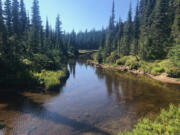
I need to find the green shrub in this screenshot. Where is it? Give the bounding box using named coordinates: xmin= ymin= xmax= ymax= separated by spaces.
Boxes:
xmin=96 ymin=51 xmax=103 ymax=63
xmin=104 ymin=51 xmax=120 ymax=63
xmin=169 ymin=43 xmax=180 ymax=67
xmin=125 ymin=60 xmax=140 ymax=70
xmin=92 ymin=52 xmax=98 ymax=61
xmin=105 ymin=55 xmax=115 ymax=63
xmin=34 ymin=68 xmax=68 ymax=90
xmin=138 ymin=61 xmax=151 ymax=73
xmin=116 ymin=56 xmax=129 ymax=65
xmin=151 ymin=66 xmax=165 ymax=75
xmin=118 ymin=104 xmax=180 ymax=135
xmin=116 ymin=56 xmax=140 ymax=70
xmin=167 ymin=67 xmax=180 ymax=78
xmin=31 ymin=53 xmax=53 ymax=71
xmin=0 ymin=57 xmax=38 ymax=88
xmin=111 ymin=51 xmax=120 ymax=61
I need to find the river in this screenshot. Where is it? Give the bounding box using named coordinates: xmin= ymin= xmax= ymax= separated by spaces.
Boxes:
xmin=0 ymin=60 xmax=180 ymax=135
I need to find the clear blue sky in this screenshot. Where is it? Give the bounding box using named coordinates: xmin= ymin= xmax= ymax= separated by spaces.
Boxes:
xmin=14 ymin=0 xmax=137 ymax=32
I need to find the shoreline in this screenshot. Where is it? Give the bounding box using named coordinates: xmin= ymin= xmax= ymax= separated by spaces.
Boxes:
xmin=87 ymin=60 xmax=180 ymax=85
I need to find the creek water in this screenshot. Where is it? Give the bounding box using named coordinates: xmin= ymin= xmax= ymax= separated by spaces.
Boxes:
xmin=0 ymin=60 xmax=180 ymax=135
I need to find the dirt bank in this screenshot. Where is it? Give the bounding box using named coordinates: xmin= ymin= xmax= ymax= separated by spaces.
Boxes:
xmin=87 ymin=60 xmax=180 ymax=85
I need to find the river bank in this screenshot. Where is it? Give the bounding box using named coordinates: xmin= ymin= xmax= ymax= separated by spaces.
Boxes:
xmin=87 ymin=60 xmax=180 ymax=85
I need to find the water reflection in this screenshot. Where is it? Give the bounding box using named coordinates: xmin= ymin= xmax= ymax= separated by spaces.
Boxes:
xmin=0 ymin=60 xmax=179 ymax=135
xmin=68 ymin=59 xmax=76 ymax=78
xmin=96 ymin=67 xmax=180 ymax=106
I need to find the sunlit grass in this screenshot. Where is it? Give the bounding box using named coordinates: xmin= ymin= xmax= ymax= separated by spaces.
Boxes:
xmin=33 ymin=68 xmax=68 ymax=90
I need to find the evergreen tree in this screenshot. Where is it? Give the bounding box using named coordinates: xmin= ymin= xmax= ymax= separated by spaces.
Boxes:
xmin=116 ymin=18 xmax=124 ymax=55
xmin=31 ymin=0 xmax=41 ymax=52
xmin=99 ymin=27 xmax=106 ymax=49
xmin=121 ymin=3 xmax=133 ymax=55
xmin=139 ymin=0 xmax=156 ymax=59
xmin=169 ymin=0 xmax=180 ymax=67
xmin=0 ymin=0 xmax=5 ymax=54
xmin=171 ymin=0 xmax=180 ymax=43
xmin=19 ymin=0 xmax=27 ymax=34
xmin=4 ymin=0 xmax=12 ymax=36
xmin=45 ymin=17 xmax=49 ymax=38
xmin=67 ymin=30 xmax=77 ymax=56
xmin=40 ymin=25 xmax=44 ymax=50
xmin=44 ymin=17 xmax=51 ymax=49
xmin=97 ymin=49 xmax=103 ymax=63
xmin=105 ymin=0 xmax=115 ymax=55
xmin=148 ymin=0 xmax=171 ymax=59
xmin=0 ymin=0 xmax=3 ymax=31
xmin=133 ymin=1 xmax=140 ymax=56
xmin=55 ymin=14 xmax=62 ymax=49
xmin=12 ymin=0 xmax=20 ymax=35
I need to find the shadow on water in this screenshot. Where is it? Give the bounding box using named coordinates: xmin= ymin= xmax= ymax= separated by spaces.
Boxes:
xmin=0 ymin=92 xmax=111 ymax=135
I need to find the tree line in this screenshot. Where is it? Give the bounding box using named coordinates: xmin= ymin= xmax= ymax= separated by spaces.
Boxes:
xmin=0 ymin=0 xmax=78 ymax=87
xmin=0 ymin=0 xmax=80 ymax=68
xmin=0 ymin=0 xmax=180 ymax=86
xmin=93 ymin=0 xmax=180 ymax=66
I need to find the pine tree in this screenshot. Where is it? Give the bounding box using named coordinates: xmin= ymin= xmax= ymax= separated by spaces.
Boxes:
xmin=31 ymin=0 xmax=41 ymax=52
xmin=116 ymin=17 xmax=124 ymax=55
xmin=99 ymin=27 xmax=106 ymax=49
xmin=148 ymin=0 xmax=171 ymax=60
xmin=139 ymin=0 xmax=156 ymax=59
xmin=45 ymin=17 xmax=49 ymax=38
xmin=12 ymin=0 xmax=20 ymax=35
xmin=67 ymin=30 xmax=77 ymax=56
xmin=171 ymin=0 xmax=180 ymax=43
xmin=169 ymin=0 xmax=180 ymax=67
xmin=121 ymin=3 xmax=133 ymax=55
xmin=0 ymin=0 xmax=4 ymax=33
xmin=105 ymin=0 xmax=115 ymax=55
xmin=4 ymin=0 xmax=12 ymax=36
xmin=44 ymin=17 xmax=51 ymax=49
xmin=20 ymin=0 xmax=27 ymax=34
xmin=40 ymin=25 xmax=44 ymax=50
xmin=133 ymin=1 xmax=140 ymax=56
xmin=0 ymin=0 xmax=5 ymax=54
xmin=55 ymin=14 xmax=62 ymax=49
xmin=26 ymin=11 xmax=30 ymax=30
xmin=0 ymin=0 xmax=3 ymax=30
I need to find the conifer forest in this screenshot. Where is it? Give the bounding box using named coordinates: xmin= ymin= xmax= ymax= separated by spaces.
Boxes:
xmin=0 ymin=0 xmax=179 ymax=135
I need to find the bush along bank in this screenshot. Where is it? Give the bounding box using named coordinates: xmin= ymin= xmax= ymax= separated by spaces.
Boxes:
xmin=118 ymin=104 xmax=180 ymax=135
xmin=33 ymin=68 xmax=69 ymax=92
xmin=88 ymin=52 xmax=180 ymax=84
xmin=0 ymin=53 xmax=70 ymax=92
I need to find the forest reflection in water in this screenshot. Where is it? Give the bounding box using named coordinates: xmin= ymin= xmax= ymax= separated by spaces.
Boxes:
xmin=0 ymin=60 xmax=179 ymax=135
